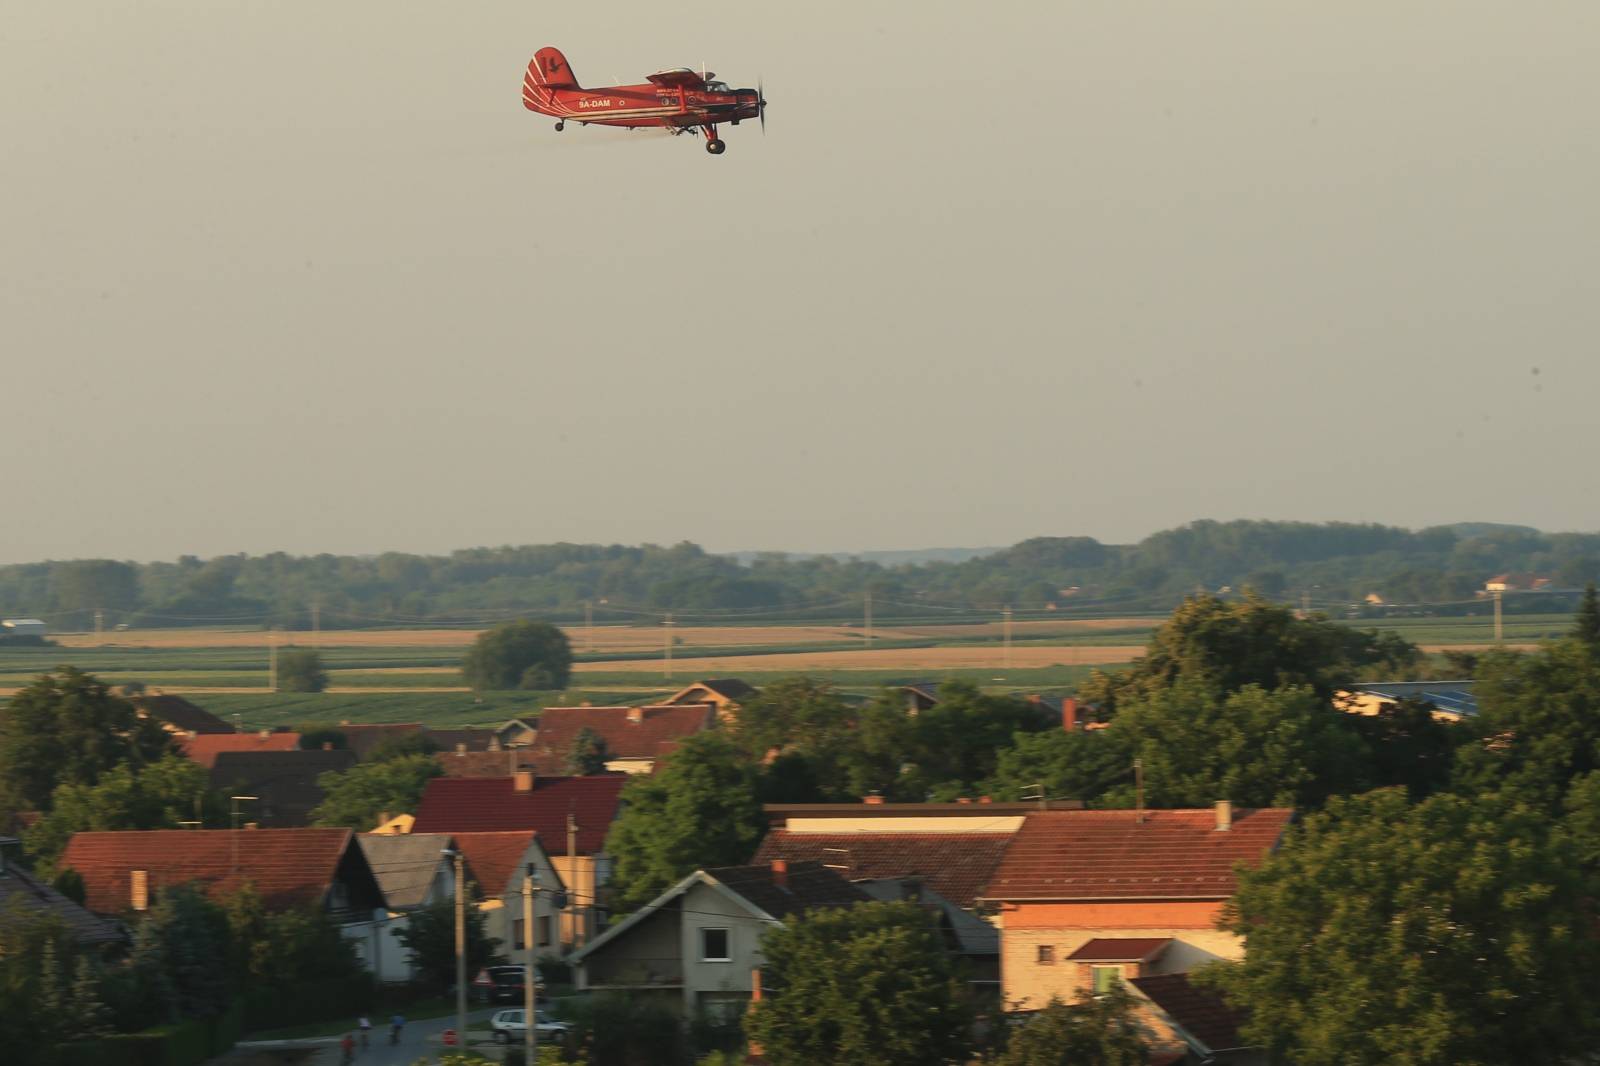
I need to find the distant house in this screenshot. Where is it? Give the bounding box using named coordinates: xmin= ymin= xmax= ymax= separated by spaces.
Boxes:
xmin=899 ymin=682 xmax=943 ymax=715
xmin=434 ymin=749 xmax=540 ymax=779
xmin=0 ymin=837 xmax=123 ymax=948
xmin=661 ymin=679 xmax=757 ymax=724
xmin=978 ymin=804 xmax=1293 ymax=1011
xmin=1338 ymin=681 xmax=1478 ymax=722
xmin=181 ymin=731 xmax=303 ymax=768
xmin=572 ymin=860 xmax=867 ymax=1018
xmin=331 ymin=722 xmax=426 ymax=761
xmin=425 ymin=728 xmax=500 ymax=754
xmin=131 ymin=694 xmax=235 ymax=737
xmin=208 ymin=748 xmax=357 ymax=827
xmin=0 ymin=619 xmax=47 ymax=638
xmin=506 ymin=704 xmax=718 ymax=776
xmin=1483 ymin=573 xmax=1553 ymax=593
xmin=411 ymin=772 xmax=628 ymax=948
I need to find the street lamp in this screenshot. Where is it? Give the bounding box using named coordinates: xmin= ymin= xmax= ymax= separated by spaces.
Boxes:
xmin=442 ymin=847 xmax=467 ymax=1052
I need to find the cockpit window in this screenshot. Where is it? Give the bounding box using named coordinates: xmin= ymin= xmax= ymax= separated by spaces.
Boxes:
xmin=706 ymin=80 xmax=730 ymax=93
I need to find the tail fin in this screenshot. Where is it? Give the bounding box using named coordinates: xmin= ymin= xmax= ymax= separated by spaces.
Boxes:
xmin=528 ymin=46 xmax=579 ymax=90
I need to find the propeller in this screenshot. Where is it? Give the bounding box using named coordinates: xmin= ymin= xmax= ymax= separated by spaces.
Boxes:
xmin=758 ymin=78 xmax=766 ymax=133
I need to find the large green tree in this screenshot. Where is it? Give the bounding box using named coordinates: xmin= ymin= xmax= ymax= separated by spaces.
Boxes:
xmin=392 ymin=896 xmax=503 ymax=990
xmin=26 ymin=752 xmax=218 ymax=865
xmin=310 ymin=753 xmax=443 ymax=829
xmin=744 ymin=901 xmax=970 ymax=1066
xmin=276 ymin=647 xmax=328 ymax=692
xmin=604 ymin=733 xmax=764 ymax=909
xmin=0 ymin=667 xmax=172 ymax=817
xmin=989 ymin=991 xmax=1147 ymax=1066
xmin=130 ymin=882 xmax=234 ymax=1022
xmin=1203 ymin=788 xmax=1600 ymax=1065
xmin=461 ymin=620 xmax=573 ymax=691
xmin=1080 ymin=593 xmax=1417 ymax=714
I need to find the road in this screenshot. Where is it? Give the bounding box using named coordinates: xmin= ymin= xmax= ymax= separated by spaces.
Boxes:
xmin=240 ymin=1008 xmax=500 ymax=1066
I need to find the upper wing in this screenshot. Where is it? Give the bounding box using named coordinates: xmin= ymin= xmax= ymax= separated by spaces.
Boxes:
xmin=646 ymin=68 xmax=709 ymax=88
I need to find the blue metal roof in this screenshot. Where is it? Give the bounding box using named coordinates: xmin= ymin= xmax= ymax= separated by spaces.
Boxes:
xmin=1352 ymin=681 xmax=1477 ymax=718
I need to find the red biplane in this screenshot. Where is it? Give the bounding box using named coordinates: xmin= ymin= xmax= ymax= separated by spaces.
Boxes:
xmin=522 ymin=47 xmax=765 ymax=155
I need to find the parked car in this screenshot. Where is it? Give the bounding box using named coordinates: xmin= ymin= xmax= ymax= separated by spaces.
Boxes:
xmin=480 ymin=964 xmax=546 ymax=1005
xmin=489 ymin=1009 xmax=570 ymax=1044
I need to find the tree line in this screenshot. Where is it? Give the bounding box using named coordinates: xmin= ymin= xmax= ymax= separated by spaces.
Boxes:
xmin=5 ymin=519 xmax=1600 ymax=626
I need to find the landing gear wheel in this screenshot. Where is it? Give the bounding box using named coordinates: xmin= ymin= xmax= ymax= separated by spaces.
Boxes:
xmin=554 ymin=121 xmax=565 ymax=132
xmin=705 ymin=139 xmax=726 ymax=155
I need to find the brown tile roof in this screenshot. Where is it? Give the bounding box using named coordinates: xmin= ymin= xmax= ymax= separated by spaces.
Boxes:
xmin=435 ymin=751 xmax=539 ymax=778
xmin=982 ymin=808 xmax=1293 ymax=901
xmin=133 ymin=695 xmax=234 ymax=735
xmin=208 ymin=749 xmax=357 ymax=827
xmin=59 ymin=828 xmax=356 ymax=914
xmin=426 ymin=728 xmax=498 ymax=753
xmin=182 ymin=732 xmax=302 ymax=768
xmin=1130 ymin=972 xmax=1251 ymax=1053
xmin=705 ymin=860 xmax=870 ymax=919
xmin=518 ymin=705 xmax=716 ymax=774
xmin=1066 ymin=937 xmax=1173 ymax=962
xmin=411 ymin=775 xmax=627 ymax=854
xmin=455 ymin=831 xmax=538 ymax=898
xmin=752 ymin=831 xmax=1014 ymax=908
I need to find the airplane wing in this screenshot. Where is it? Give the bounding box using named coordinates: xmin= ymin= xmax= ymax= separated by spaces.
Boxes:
xmin=646 ymin=68 xmax=708 ymax=88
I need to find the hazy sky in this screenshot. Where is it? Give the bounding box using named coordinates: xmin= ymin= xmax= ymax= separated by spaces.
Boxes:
xmin=4 ymin=3 xmax=1599 ymax=563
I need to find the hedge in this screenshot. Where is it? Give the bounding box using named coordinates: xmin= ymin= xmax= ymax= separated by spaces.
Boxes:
xmin=59 ymin=1002 xmax=243 ymax=1066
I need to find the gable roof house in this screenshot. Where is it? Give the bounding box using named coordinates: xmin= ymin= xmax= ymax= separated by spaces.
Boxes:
xmin=454 ymin=831 xmax=567 ymax=963
xmin=511 ymin=704 xmax=719 ymax=776
xmin=662 ymin=679 xmax=757 ymax=724
xmin=572 ymin=860 xmax=868 ymax=1019
xmin=752 ymin=809 xmax=1024 ymax=986
xmin=978 ymin=804 xmax=1293 ymax=1012
xmin=208 ymin=748 xmax=357 ymax=827
xmin=58 ymin=828 xmax=384 ymax=920
xmin=0 ymin=837 xmax=123 ymax=948
xmin=355 ymin=832 xmax=456 ymax=983
xmin=181 ymin=731 xmax=304 ymax=769
xmin=131 ymin=694 xmax=235 ymax=737
xmin=411 ymin=773 xmax=628 ymax=950
xmin=1130 ymin=971 xmax=1262 ymax=1065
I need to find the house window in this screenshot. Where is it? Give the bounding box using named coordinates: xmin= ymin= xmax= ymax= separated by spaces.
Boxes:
xmin=514 ymin=918 xmax=527 ymax=949
xmin=701 ymin=927 xmax=731 ymax=962
xmin=1036 ymin=945 xmax=1055 ymax=965
xmin=1092 ymin=966 xmax=1121 ymax=994
xmin=537 ymin=916 xmax=553 ymax=947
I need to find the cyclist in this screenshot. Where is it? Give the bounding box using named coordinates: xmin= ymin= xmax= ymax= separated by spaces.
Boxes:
xmin=389 ymin=1013 xmax=406 ymax=1045
xmin=339 ymin=1033 xmax=355 ymax=1066
xmin=358 ymin=1017 xmax=371 ymax=1048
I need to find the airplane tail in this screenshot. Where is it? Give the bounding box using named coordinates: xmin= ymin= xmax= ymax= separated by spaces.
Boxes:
xmin=521 ymin=46 xmax=579 ymax=108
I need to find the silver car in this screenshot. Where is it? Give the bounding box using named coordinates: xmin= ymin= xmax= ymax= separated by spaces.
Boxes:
xmin=489 ymin=1009 xmax=570 ymax=1045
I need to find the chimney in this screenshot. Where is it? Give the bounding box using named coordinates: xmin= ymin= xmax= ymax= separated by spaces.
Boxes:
xmin=456 ymin=742 xmax=467 ymax=754
xmin=978 ymin=796 xmax=993 ymax=804
xmin=1215 ymin=799 xmax=1233 ymax=832
xmin=131 ymin=869 xmax=149 ymax=911
xmin=863 ymin=793 xmax=884 ymax=806
xmin=258 ymin=729 xmax=270 ymax=739
xmin=514 ymin=770 xmax=535 ymax=792
xmin=956 ymin=797 xmax=972 ymax=805
xmin=628 ymin=707 xmax=644 ymax=723
xmin=771 ymin=859 xmax=788 ymax=888
xmin=322 ymin=742 xmax=333 ymax=751
xmin=1062 ymin=698 xmax=1079 ymax=732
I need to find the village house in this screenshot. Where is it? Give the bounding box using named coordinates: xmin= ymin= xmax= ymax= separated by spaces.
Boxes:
xmin=1129 ymin=971 xmax=1263 ymax=1065
xmin=978 ymin=803 xmax=1293 ymax=1012
xmin=56 ymin=827 xmax=394 ymax=971
xmin=660 ymin=678 xmax=757 ymax=724
xmin=208 ymin=747 xmax=356 ymax=827
xmin=410 ymin=772 xmax=627 ymax=949
xmin=571 ymin=859 xmax=866 ymax=1020
xmin=752 ymin=798 xmax=1048 ymax=988
xmin=495 ymin=703 xmax=718 ymax=776
xmin=452 ymin=830 xmax=566 ymax=962
xmin=130 ymin=694 xmax=236 ymax=737
xmin=356 ymin=832 xmax=456 ymax=982
xmin=0 ymin=836 xmax=123 ymax=949
xmin=180 ymin=730 xmax=303 ymax=768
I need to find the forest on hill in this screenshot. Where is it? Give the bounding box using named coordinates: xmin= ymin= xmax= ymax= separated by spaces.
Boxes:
xmin=1 ymin=520 xmax=1596 ymax=630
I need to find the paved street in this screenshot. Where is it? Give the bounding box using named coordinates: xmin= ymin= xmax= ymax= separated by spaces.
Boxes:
xmin=240 ymin=1008 xmax=500 ymax=1066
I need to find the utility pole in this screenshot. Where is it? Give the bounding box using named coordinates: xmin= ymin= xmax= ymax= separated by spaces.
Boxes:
xmin=310 ymin=600 xmax=321 ymax=647
xmin=523 ymin=864 xmax=539 ymax=1064
xmin=584 ymin=599 xmax=594 ymax=653
xmin=1494 ymin=588 xmax=1504 ymax=644
xmin=1134 ymin=758 xmax=1145 ymax=824
xmin=864 ymin=589 xmax=873 ymax=648
xmin=567 ymin=811 xmax=581 ymax=948
xmin=230 ymin=795 xmax=257 ymax=872
xmin=267 ymin=628 xmax=279 ymax=692
xmin=94 ymin=608 xmax=104 ymax=642
xmin=449 ymin=847 xmax=467 ymax=1052
xmin=663 ymin=613 xmax=674 ymax=679
xmin=1002 ymin=605 xmax=1013 ymax=670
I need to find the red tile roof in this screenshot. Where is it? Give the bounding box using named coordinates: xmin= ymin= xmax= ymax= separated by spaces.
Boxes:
xmin=752 ymin=831 xmax=1014 ymax=908
xmin=1130 ymin=972 xmax=1251 ymax=1053
xmin=519 ymin=705 xmax=716 ymax=773
xmin=59 ymin=828 xmax=356 ymax=914
xmin=435 ymin=751 xmax=539 ymax=778
xmin=455 ymin=831 xmax=538 ymax=898
xmin=181 ymin=732 xmax=302 ymax=768
xmin=982 ymin=808 xmax=1293 ymax=901
xmin=1066 ymin=937 xmax=1173 ymax=962
xmin=410 ymin=776 xmax=627 ymax=854
xmin=705 ymin=861 xmax=870 ymax=919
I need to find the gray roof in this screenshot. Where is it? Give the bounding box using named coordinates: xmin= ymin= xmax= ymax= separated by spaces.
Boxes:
xmin=358 ymin=833 xmax=453 ymax=910
xmin=1352 ymin=681 xmax=1478 ymax=717
xmin=0 ymin=841 xmax=123 ymax=946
